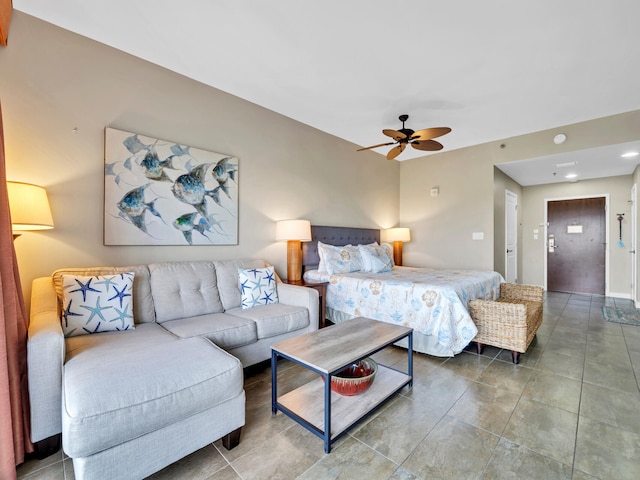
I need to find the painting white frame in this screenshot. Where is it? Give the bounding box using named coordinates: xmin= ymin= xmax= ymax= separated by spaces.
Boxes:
xmin=104 ymin=127 xmax=238 ymax=245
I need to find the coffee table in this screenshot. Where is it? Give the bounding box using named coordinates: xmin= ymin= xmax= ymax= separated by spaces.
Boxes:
xmin=271 ymin=317 xmax=413 ymax=453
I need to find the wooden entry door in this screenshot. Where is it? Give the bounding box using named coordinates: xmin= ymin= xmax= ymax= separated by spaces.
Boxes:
xmin=547 ymin=197 xmax=606 ymax=294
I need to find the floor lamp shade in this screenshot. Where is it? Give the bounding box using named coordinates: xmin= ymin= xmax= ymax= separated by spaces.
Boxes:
xmin=276 ymin=219 xmax=311 ymax=282
xmin=385 ymin=227 xmax=411 ymax=266
xmin=7 ymin=182 xmax=54 ymax=233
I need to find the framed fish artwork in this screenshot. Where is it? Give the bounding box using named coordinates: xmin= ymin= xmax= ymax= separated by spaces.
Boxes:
xmin=104 ymin=127 xmax=238 ymax=245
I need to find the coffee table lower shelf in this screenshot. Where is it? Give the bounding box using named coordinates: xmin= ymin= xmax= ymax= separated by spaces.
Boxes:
xmin=276 ymin=365 xmax=410 ymax=447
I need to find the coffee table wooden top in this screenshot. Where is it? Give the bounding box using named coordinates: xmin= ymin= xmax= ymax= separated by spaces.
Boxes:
xmin=271 ymin=317 xmax=412 ymax=374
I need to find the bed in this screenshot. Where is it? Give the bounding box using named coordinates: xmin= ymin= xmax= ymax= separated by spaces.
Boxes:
xmin=301 ymin=226 xmax=504 ymax=357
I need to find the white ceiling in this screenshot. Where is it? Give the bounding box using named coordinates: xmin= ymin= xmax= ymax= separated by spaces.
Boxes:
xmin=12 ymin=0 xmax=640 ymax=180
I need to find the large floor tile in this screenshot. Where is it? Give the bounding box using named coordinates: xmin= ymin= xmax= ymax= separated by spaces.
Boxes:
xmin=579 ymin=382 xmax=640 ymax=433
xmin=401 ymin=415 xmax=499 ymax=480
xmin=522 ymin=370 xmax=582 ymax=413
xmin=534 ymin=350 xmax=584 ymax=380
xmin=502 ymin=397 xmax=578 ymax=466
xmin=448 ymin=382 xmax=520 ymax=435
xmin=439 ymin=351 xmax=493 ymax=381
xmin=16 ymin=451 xmax=64 ymax=479
xmin=476 ymin=359 xmax=534 ymax=395
xmin=583 ymin=359 xmax=638 ymax=394
xmin=353 ymin=395 xmax=439 ymax=464
xmin=401 ymin=366 xmax=473 ymax=414
xmin=574 ymin=416 xmax=640 ymax=480
xmin=149 ymin=444 xmax=230 ymax=480
xmin=230 ymin=424 xmax=325 ymax=480
xmin=481 ymin=437 xmax=572 ymax=480
xmin=297 ymin=436 xmax=398 ymax=480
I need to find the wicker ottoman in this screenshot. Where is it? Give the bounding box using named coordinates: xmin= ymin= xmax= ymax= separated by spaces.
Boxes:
xmin=469 ymin=283 xmax=544 ymax=364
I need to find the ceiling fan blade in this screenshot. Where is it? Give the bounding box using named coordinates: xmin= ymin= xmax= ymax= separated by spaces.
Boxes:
xmin=387 ymin=143 xmax=406 ymax=160
xmin=356 ymin=141 xmax=396 ymax=152
xmin=383 ymin=129 xmax=407 ymax=141
xmin=410 ymin=140 xmax=444 ymax=152
xmin=410 ymin=127 xmax=452 ymax=142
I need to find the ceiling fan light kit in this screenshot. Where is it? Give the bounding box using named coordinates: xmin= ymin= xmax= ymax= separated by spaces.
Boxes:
xmin=357 ymin=114 xmax=452 ymax=160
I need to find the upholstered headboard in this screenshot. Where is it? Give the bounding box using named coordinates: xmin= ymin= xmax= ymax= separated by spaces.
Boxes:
xmin=302 ymin=225 xmax=380 ymax=270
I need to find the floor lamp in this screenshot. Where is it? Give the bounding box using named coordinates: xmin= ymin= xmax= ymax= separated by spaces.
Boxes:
xmin=276 ymin=219 xmax=311 ymax=283
xmin=385 ymin=227 xmax=411 ymax=266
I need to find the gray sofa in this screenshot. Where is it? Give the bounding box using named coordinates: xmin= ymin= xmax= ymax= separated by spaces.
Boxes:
xmin=27 ymin=259 xmax=319 ymax=480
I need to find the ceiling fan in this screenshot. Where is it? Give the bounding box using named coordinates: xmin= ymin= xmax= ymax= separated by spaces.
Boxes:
xmin=357 ymin=114 xmax=452 ymax=160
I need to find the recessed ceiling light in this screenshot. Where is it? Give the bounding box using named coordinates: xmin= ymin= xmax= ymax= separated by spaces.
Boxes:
xmin=565 ymin=173 xmax=578 ymax=179
xmin=555 ymin=161 xmax=577 ymax=168
xmin=553 ymin=133 xmax=567 ymax=145
xmin=621 ymin=151 xmax=639 ymax=158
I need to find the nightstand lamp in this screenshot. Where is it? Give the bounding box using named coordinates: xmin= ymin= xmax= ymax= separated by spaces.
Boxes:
xmin=7 ymin=182 xmax=54 ymax=239
xmin=386 ymin=227 xmax=410 ymax=266
xmin=276 ymin=219 xmax=311 ymax=283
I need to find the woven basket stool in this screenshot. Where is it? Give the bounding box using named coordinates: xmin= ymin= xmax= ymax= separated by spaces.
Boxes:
xmin=469 ymin=283 xmax=544 ymax=364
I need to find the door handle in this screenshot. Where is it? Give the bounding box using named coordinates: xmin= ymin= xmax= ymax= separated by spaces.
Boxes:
xmin=506 ymin=249 xmax=513 ymax=253
xmin=631 ymin=250 xmax=636 ymax=254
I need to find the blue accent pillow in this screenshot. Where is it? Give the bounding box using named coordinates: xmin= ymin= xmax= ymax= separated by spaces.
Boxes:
xmin=61 ymin=273 xmax=135 ymax=337
xmin=239 ymin=266 xmax=279 ymax=309
xmin=359 ymin=243 xmax=394 ymax=273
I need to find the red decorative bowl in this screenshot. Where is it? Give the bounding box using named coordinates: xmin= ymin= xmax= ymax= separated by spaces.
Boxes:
xmin=330 ymin=358 xmax=377 ymax=396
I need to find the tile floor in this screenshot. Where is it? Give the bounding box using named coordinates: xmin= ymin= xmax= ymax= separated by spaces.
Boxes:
xmin=16 ymin=292 xmax=640 ymax=479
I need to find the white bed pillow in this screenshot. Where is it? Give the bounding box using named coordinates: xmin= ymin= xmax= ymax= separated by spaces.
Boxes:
xmin=359 ymin=243 xmax=394 ymax=273
xmin=317 ymin=241 xmax=364 ymax=274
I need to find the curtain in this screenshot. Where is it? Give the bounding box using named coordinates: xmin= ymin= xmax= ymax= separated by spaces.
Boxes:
xmin=0 ymin=102 xmax=33 ymax=479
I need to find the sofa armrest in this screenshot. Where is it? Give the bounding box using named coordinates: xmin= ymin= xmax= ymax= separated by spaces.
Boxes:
xmin=28 ymin=277 xmax=65 ymax=442
xmin=277 ymin=282 xmax=319 ymax=332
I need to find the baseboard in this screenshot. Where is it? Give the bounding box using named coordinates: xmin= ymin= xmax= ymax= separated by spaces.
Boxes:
xmin=607 ymin=292 xmax=631 ymax=300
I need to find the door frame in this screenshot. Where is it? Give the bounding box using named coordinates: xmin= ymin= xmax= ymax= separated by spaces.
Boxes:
xmin=505 ymin=190 xmax=518 ymax=283
xmin=632 ymin=183 xmax=637 ymax=305
xmin=543 ymin=193 xmax=610 ymax=294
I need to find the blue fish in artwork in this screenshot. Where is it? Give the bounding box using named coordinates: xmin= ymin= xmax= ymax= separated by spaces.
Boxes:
xmin=171 ymin=163 xmax=213 ymax=217
xmin=140 ymin=148 xmax=176 ymax=182
xmin=123 ymin=134 xmax=148 ymax=154
xmin=117 ymin=184 xmax=162 ymax=233
xmin=172 ymin=212 xmax=211 ymax=244
xmin=170 ymin=144 xmax=190 ymax=156
xmin=211 ymin=157 xmax=238 ymax=200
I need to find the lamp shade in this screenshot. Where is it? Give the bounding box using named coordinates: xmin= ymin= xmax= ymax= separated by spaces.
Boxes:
xmin=7 ymin=182 xmax=54 ymax=232
xmin=386 ymin=227 xmax=410 ymax=243
xmin=275 ymin=219 xmax=311 ymax=242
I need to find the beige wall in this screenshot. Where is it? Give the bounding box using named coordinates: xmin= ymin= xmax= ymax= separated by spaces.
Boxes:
xmin=521 ymin=175 xmax=634 ymax=296
xmin=493 ymin=168 xmax=523 ymax=280
xmin=399 ymin=145 xmax=496 ymax=270
xmin=0 ymin=12 xmax=400 ymax=307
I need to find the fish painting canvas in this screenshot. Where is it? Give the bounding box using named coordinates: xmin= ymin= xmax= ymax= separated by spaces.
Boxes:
xmin=104 ymin=128 xmax=238 ymax=245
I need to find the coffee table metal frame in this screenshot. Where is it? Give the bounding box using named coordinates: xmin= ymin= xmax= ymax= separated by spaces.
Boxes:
xmin=271 ymin=317 xmax=413 ymax=453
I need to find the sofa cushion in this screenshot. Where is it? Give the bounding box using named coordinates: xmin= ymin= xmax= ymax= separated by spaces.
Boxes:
xmin=61 ymin=273 xmax=135 ymax=337
xmin=160 ymin=312 xmax=258 ymax=349
xmin=226 ymin=304 xmax=310 ymax=340
xmin=53 ymin=265 xmax=155 ymax=323
xmin=213 ymin=259 xmax=267 ymax=310
xmin=239 ymin=266 xmax=279 ymax=309
xmin=62 ymin=323 xmax=243 ymax=458
xmin=149 ymin=261 xmax=223 ymax=322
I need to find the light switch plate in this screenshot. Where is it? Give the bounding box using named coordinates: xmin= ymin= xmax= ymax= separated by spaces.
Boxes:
xmin=472 ymin=232 xmax=484 ymax=240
